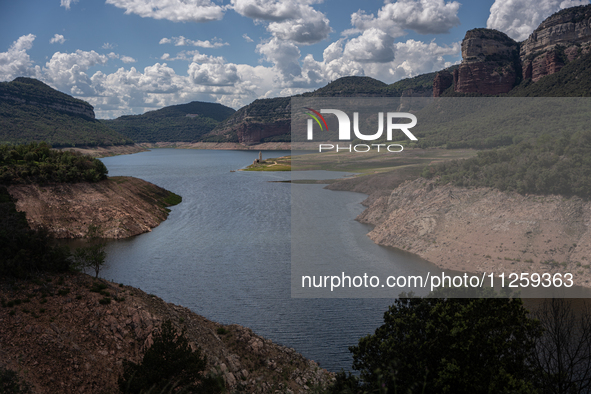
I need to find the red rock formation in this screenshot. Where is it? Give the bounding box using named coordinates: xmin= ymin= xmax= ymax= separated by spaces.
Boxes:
xmin=433 ymin=71 xmax=454 ymax=97
xmin=453 ymin=29 xmax=519 ymax=95
xmin=520 ymin=5 xmax=591 ymax=81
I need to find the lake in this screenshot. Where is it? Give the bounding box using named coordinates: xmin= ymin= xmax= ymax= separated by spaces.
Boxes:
xmin=96 ymin=148 xmax=499 ymax=371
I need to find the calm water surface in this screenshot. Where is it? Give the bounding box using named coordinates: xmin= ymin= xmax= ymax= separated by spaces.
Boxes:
xmin=98 ymin=149 xmax=437 ymax=371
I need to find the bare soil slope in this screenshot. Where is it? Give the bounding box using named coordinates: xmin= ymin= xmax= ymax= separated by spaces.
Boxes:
xmin=7 ymin=177 xmax=177 ymax=239
xmin=0 ymin=273 xmax=334 ymax=393
xmin=358 ymin=179 xmax=591 ymax=287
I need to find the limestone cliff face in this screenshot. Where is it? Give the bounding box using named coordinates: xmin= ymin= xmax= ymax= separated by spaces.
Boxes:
xmin=7 ymin=177 xmax=177 ymax=239
xmin=357 ymin=178 xmax=591 ymax=288
xmin=453 ymin=29 xmax=520 ymax=95
xmin=1 ymin=77 xmax=95 ymax=119
xmin=520 ymin=5 xmax=591 ymax=81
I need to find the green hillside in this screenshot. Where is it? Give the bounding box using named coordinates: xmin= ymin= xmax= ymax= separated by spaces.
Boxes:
xmin=421 ymin=45 xmax=591 ymax=198
xmin=302 ymin=76 xmax=391 ymax=97
xmin=387 ymin=65 xmax=459 ymax=95
xmin=0 ymin=78 xmax=132 ymax=147
xmin=102 ymin=101 xmax=236 ymax=143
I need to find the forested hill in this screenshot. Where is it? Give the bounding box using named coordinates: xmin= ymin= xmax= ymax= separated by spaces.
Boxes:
xmin=0 ymin=77 xmax=132 ymax=147
xmin=101 ymin=101 xmax=236 ymax=143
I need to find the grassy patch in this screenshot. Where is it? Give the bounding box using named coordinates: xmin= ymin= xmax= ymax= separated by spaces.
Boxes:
xmin=242 ymin=156 xmax=292 ymax=171
xmin=163 ymin=191 xmax=182 ymax=206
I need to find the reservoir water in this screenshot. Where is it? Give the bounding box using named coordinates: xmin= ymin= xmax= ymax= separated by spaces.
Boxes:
xmin=97 ymin=149 xmax=452 ymax=371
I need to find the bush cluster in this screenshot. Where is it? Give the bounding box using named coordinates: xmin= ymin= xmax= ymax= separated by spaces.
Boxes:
xmin=0 ymin=142 xmax=108 ymax=184
xmin=422 ymin=129 xmax=591 ymax=199
xmin=0 ymin=186 xmax=70 ymax=278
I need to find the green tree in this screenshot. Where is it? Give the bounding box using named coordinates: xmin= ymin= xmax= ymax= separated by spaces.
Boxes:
xmin=72 ymin=224 xmax=106 ymax=278
xmin=338 ymin=292 xmax=542 ymax=393
xmin=0 ymin=186 xmax=70 ymax=278
xmin=118 ymin=320 xmax=224 ymax=393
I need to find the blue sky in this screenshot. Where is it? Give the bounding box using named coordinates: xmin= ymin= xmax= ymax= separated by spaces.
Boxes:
xmin=0 ymin=0 xmax=588 ymax=118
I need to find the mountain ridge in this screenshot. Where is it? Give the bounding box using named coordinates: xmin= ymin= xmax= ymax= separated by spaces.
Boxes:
xmin=0 ymin=77 xmax=132 ymax=147
xmin=102 ymin=101 xmax=236 ymax=143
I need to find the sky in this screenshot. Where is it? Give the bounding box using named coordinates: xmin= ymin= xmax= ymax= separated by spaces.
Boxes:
xmin=0 ymin=0 xmax=588 ymax=118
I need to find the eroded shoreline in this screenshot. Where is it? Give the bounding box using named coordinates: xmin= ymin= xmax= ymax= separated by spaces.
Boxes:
xmin=8 ymin=176 xmax=180 ymax=239
xmin=354 ymin=178 xmax=591 ymax=289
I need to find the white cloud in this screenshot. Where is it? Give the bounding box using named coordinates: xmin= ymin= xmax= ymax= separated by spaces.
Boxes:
xmin=243 ymin=34 xmax=254 ymax=42
xmin=160 ymin=50 xmax=225 ymax=63
xmin=106 ymin=0 xmax=225 ymax=22
xmin=189 ymin=63 xmax=240 ymax=86
xmin=60 ymin=0 xmax=79 ymax=10
xmin=231 ymin=0 xmax=318 ymax=21
xmin=50 ymin=34 xmax=66 ymax=44
xmin=257 ymin=37 xmax=302 ymax=80
xmin=487 ymin=0 xmax=589 ymax=41
xmin=351 ymin=0 xmax=461 ymax=36
xmin=102 ymin=43 xmax=116 ymax=49
xmin=120 ymin=56 xmax=137 ymax=64
xmin=344 ymin=28 xmax=395 ymax=63
xmin=317 ymin=37 xmax=460 ymax=83
xmin=0 ymin=34 xmax=38 ymax=81
xmin=267 ymin=6 xmax=331 ymax=44
xmin=107 ymin=52 xmax=137 ymax=64
xmin=387 ymin=39 xmax=460 ymax=80
xmin=232 ymin=0 xmax=331 ymax=45
xmin=322 ymin=39 xmax=344 ymax=64
xmin=159 ymin=36 xmax=228 ymax=48
xmin=42 ymin=50 xmax=109 ymax=95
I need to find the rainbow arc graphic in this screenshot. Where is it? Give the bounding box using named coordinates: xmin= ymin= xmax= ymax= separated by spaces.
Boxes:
xmin=305 ymin=108 xmax=328 ymax=132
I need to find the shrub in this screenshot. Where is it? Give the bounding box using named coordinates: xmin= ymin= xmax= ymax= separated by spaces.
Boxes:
xmin=334 ymin=291 xmax=542 ymax=393
xmin=119 ymin=320 xmax=224 ymax=393
xmin=0 ymin=367 xmax=31 ymax=393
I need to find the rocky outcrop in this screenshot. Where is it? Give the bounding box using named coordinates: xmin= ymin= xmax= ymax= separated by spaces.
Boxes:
xmin=434 ymin=5 xmax=591 ymax=94
xmin=208 ymin=97 xmax=291 ymax=145
xmin=520 ymin=5 xmax=591 ymax=81
xmin=433 ymin=70 xmax=454 ymax=97
xmin=357 ymin=178 xmax=591 ymax=288
xmin=1 ymin=77 xmax=95 ymax=119
xmin=7 ymin=177 xmax=178 ymax=239
xmin=453 ymin=29 xmax=520 ymax=95
xmin=236 ymin=119 xmax=291 ymax=145
xmin=0 ymin=273 xmax=335 ymax=393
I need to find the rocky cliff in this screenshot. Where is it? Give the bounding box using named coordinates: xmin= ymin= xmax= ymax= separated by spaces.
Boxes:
xmin=433 ymin=5 xmax=591 ymax=96
xmin=207 ymin=97 xmax=291 ymax=145
xmin=357 ymin=178 xmax=591 ymax=288
xmin=7 ymin=177 xmax=179 ymax=239
xmin=445 ymin=28 xmax=520 ymax=95
xmin=520 ymin=5 xmax=591 ymax=81
xmin=0 ymin=273 xmax=334 ymax=393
